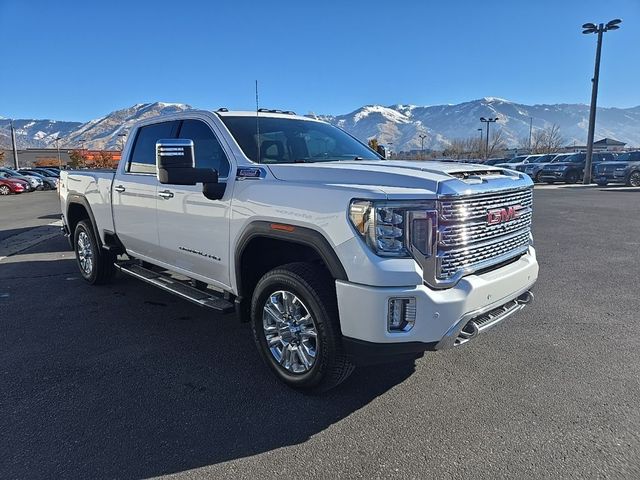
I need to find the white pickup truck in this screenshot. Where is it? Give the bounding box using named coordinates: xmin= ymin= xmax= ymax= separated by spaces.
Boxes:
xmin=60 ymin=109 xmax=538 ymax=392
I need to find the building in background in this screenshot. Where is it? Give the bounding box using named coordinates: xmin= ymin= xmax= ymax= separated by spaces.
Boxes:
xmin=0 ymin=148 xmax=121 ymax=168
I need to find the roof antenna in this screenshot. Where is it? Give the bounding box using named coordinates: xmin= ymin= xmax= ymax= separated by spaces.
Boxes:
xmin=255 ymin=80 xmax=261 ymax=164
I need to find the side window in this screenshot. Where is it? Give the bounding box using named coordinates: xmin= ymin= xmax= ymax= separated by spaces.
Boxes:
xmin=128 ymin=121 xmax=179 ymax=174
xmin=178 ymin=120 xmax=230 ymax=178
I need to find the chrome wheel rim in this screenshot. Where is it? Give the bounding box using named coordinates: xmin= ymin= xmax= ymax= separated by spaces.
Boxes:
xmin=630 ymin=172 xmax=640 ymax=187
xmin=262 ymin=290 xmax=318 ymax=374
xmin=0 ymin=185 xmax=9 ymax=195
xmin=77 ymin=231 xmax=94 ymax=276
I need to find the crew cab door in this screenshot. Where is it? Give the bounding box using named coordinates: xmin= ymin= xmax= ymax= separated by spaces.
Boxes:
xmin=112 ymin=120 xmax=180 ymax=258
xmin=155 ymin=118 xmax=233 ymax=288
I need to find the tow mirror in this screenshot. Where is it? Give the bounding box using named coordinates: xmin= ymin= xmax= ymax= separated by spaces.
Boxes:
xmin=156 ymin=139 xmax=225 ymax=200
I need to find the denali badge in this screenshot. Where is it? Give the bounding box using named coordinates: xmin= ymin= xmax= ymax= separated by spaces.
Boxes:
xmin=487 ymin=205 xmax=522 ymax=225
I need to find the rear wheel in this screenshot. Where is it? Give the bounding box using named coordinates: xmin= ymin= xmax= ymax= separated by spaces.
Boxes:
xmin=627 ymin=171 xmax=640 ymax=187
xmin=251 ymin=262 xmax=354 ymax=393
xmin=73 ymin=220 xmax=116 ymax=285
xmin=596 ymin=181 xmax=608 ymax=187
xmin=0 ymin=185 xmax=10 ymax=195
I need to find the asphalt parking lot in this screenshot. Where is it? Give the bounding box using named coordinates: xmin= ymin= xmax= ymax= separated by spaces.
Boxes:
xmin=1 ymin=187 xmax=639 ymax=479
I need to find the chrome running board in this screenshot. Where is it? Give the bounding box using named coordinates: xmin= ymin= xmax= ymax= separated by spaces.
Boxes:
xmin=115 ymin=262 xmax=234 ymax=314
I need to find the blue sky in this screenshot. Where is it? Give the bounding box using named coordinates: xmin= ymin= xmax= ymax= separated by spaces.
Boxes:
xmin=1 ymin=0 xmax=638 ymax=121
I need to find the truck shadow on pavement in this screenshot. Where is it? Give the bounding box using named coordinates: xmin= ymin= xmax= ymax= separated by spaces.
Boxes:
xmin=2 ymin=238 xmax=415 ymax=479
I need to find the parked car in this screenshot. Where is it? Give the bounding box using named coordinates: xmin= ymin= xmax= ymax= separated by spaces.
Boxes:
xmin=0 ymin=168 xmax=41 ymax=190
xmin=0 ymin=171 xmax=33 ymax=192
xmin=0 ymin=175 xmax=28 ymax=195
xmin=538 ymin=152 xmax=615 ymax=184
xmin=483 ymin=158 xmax=509 ymax=166
xmin=26 ymin=167 xmax=60 ymax=178
xmin=495 ymin=155 xmax=531 ymax=170
xmin=19 ymin=169 xmax=58 ymax=190
xmin=521 ymin=154 xmax=562 ymax=182
xmin=594 ymin=151 xmax=640 ymax=187
xmin=59 ymin=109 xmax=538 ymax=392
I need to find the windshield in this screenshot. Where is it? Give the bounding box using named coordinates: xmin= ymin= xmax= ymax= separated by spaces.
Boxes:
xmin=508 ymin=156 xmax=527 ymax=163
xmin=220 ymin=116 xmax=380 ymax=163
xmin=561 ymin=153 xmax=585 ymax=163
xmin=616 ymin=152 xmax=640 ymax=162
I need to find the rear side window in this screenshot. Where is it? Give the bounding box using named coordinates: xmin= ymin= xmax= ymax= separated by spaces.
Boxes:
xmin=128 ymin=121 xmax=180 ymax=174
xmin=178 ymin=120 xmax=230 ymax=178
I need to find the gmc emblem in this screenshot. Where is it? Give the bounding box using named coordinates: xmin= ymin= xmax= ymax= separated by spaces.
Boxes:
xmin=487 ymin=205 xmax=523 ymax=225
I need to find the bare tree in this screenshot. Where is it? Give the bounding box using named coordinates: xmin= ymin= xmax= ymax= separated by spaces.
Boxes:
xmin=487 ymin=129 xmax=507 ymax=158
xmin=531 ymin=124 xmax=565 ymax=154
xmin=0 ymin=150 xmax=5 ymax=166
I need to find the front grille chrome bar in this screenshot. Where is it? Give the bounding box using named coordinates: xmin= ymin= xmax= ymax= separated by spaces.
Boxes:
xmin=407 ymin=186 xmax=534 ymax=289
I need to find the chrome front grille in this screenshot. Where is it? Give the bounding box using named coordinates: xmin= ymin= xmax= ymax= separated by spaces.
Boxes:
xmin=440 ymin=188 xmax=533 ymax=222
xmin=436 ymin=187 xmax=533 ymax=282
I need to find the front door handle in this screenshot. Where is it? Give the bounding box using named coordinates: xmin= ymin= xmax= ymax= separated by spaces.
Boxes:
xmin=158 ymin=189 xmax=174 ymax=199
xmin=114 ymin=185 xmax=126 ymax=193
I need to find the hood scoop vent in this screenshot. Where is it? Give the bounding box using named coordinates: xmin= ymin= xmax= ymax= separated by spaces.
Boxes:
xmin=448 ymin=170 xmax=506 ymax=182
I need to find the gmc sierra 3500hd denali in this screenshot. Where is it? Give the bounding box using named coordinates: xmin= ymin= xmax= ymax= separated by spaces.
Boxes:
xmin=60 ymin=109 xmax=538 ymax=392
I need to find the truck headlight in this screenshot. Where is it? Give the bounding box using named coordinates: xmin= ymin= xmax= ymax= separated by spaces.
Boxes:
xmin=349 ymin=200 xmax=436 ymax=258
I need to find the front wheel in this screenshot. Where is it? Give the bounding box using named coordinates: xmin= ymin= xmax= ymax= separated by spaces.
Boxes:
xmin=251 ymin=262 xmax=354 ymax=393
xmin=73 ymin=220 xmax=116 ymax=285
xmin=565 ymin=171 xmax=580 ymax=183
xmin=627 ymin=171 xmax=640 ymax=187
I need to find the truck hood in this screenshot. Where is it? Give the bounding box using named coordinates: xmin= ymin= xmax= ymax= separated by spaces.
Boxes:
xmin=267 ymin=160 xmax=532 ymax=198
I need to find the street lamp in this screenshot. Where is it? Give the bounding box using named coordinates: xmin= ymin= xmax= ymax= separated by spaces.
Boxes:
xmin=418 ymin=133 xmax=427 ymax=159
xmin=480 ymin=117 xmax=499 ymax=159
xmin=117 ymin=131 xmax=127 ymax=151
xmin=53 ymin=136 xmax=62 ymax=168
xmin=581 ymin=18 xmax=622 ymax=184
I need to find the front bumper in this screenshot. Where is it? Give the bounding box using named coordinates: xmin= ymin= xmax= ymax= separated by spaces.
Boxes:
xmin=595 ymin=171 xmax=627 ymax=183
xmin=336 ymin=247 xmax=538 ymax=362
xmin=539 ymin=171 xmax=567 ymax=181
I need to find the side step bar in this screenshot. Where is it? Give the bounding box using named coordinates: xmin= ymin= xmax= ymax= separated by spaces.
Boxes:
xmin=115 ymin=262 xmax=235 ymax=314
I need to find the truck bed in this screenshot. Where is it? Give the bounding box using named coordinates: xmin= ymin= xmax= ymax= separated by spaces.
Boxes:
xmin=60 ymin=170 xmax=116 ymax=241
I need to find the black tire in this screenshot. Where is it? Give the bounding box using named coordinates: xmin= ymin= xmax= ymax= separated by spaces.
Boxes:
xmin=545 ymin=181 xmax=554 ymax=185
xmin=565 ymin=170 xmax=579 ymax=184
xmin=251 ymin=262 xmax=354 ymax=393
xmin=534 ymin=172 xmax=543 ymax=183
xmin=627 ymin=171 xmax=640 ymax=188
xmin=73 ymin=219 xmax=116 ymax=285
xmin=596 ymin=181 xmax=608 ymax=187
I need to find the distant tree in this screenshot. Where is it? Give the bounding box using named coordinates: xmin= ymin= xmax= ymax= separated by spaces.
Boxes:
xmin=487 ymin=129 xmax=507 ymax=158
xmin=68 ymin=150 xmax=84 ymax=169
xmin=531 ymin=124 xmax=564 ymax=154
xmin=367 ymin=138 xmax=379 ymax=151
xmin=94 ymin=151 xmax=114 ymax=169
xmin=0 ymin=150 xmax=5 ymax=165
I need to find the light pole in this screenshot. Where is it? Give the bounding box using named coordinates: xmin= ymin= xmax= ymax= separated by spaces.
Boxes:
xmin=581 ymin=18 xmax=622 ymax=184
xmin=418 ymin=134 xmax=427 ymax=159
xmin=477 ymin=128 xmax=483 ymax=159
xmin=117 ymin=132 xmax=127 ymax=151
xmin=480 ymin=117 xmax=499 ymax=159
xmin=54 ymin=136 xmax=62 ymax=168
xmin=388 ymin=142 xmax=394 ymax=159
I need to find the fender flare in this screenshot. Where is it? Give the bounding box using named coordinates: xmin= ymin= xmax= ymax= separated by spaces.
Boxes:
xmin=66 ymin=194 xmax=103 ymax=247
xmin=234 ymin=221 xmax=348 ymax=298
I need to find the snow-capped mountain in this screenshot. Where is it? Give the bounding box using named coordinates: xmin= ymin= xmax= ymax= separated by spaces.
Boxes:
xmin=321 ymin=98 xmax=640 ymax=151
xmin=1 ymin=98 xmax=639 ymax=152
xmin=0 ymin=102 xmax=192 ymax=150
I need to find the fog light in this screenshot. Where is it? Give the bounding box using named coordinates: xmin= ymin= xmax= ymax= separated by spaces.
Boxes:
xmin=387 ymin=297 xmax=416 ymax=332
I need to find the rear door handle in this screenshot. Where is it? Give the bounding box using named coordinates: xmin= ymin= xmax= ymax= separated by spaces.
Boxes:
xmin=114 ymin=185 xmax=126 ymax=193
xmin=158 ymin=190 xmax=174 ymax=199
